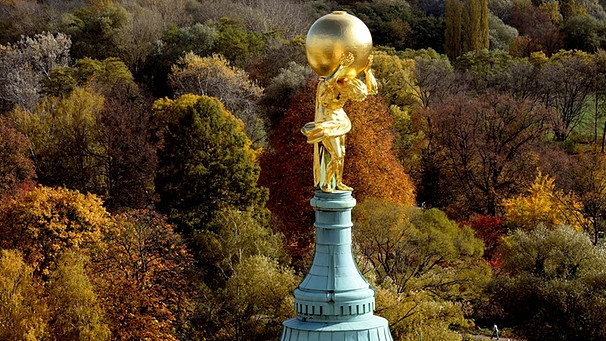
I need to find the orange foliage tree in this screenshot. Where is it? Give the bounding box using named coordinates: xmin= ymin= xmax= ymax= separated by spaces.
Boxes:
xmin=259 ymin=81 xmax=415 ymax=261
xmin=92 ymin=209 xmax=194 ymax=340
xmin=0 ymin=115 xmax=36 ymax=198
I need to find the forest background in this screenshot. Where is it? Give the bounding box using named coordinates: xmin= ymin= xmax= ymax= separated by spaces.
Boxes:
xmin=2 ymin=0 xmax=606 ymax=340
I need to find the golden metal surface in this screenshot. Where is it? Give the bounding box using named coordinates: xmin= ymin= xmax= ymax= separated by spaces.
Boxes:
xmin=302 ymin=11 xmax=377 ymax=193
xmin=305 ymin=11 xmax=373 ymax=78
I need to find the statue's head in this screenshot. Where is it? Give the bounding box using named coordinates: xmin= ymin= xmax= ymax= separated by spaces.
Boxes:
xmin=305 ymin=11 xmax=372 ymax=79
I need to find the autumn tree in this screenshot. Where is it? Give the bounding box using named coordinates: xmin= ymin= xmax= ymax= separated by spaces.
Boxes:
xmin=0 ymin=186 xmax=111 ymax=276
xmin=112 ymin=0 xmax=191 ymax=75
xmin=193 ymin=211 xmax=296 ymax=340
xmin=195 ymin=208 xmax=287 ymax=289
xmin=0 ymin=249 xmax=48 ymax=341
xmin=568 ymin=152 xmax=606 ymax=244
xmin=42 ymin=57 xmax=154 ymax=209
xmin=338 ymin=1 xmax=444 ymax=52
xmin=42 ymin=57 xmax=138 ymax=98
xmin=352 ymin=199 xmax=489 ymax=340
xmin=353 ymin=200 xmax=487 ymax=295
xmin=259 ymin=81 xmax=415 ymax=262
xmin=48 ymin=250 xmax=110 ymax=341
xmin=99 ymin=92 xmax=157 ymax=210
xmin=52 ymin=2 xmax=130 ymax=62
xmin=169 ymin=52 xmax=266 ymax=145
xmin=455 ymin=48 xmax=516 ymax=93
xmin=345 ymin=96 xmax=416 ymax=205
xmin=561 ymin=14 xmax=605 ymax=52
xmin=153 ymin=94 xmax=268 ymax=238
xmin=371 ymin=51 xmax=420 ymax=110
xmin=0 ymin=32 xmax=71 ymax=111
xmin=92 ymin=209 xmax=194 ymax=340
xmin=212 ymin=255 xmax=297 ymax=341
xmin=258 ymin=81 xmax=316 ymax=262
xmin=190 ymin=0 xmax=311 ymax=40
xmin=507 ymin=2 xmax=563 ymax=56
xmin=260 ymin=60 xmax=314 ymax=127
xmin=560 ymin=0 xmax=589 ymax=20
xmin=464 ymin=214 xmax=506 ymax=264
xmin=428 ymin=93 xmax=555 ymax=217
xmin=369 ymin=51 xmax=423 ymax=172
xmin=212 ymin=16 xmax=265 ymax=68
xmin=371 ymin=51 xmax=457 ymax=188
xmin=144 ymin=23 xmax=218 ymax=96
xmin=488 ymin=225 xmax=606 ymax=341
xmin=488 ymin=13 xmax=519 ymax=51
xmin=0 ymin=115 xmax=36 ymax=198
xmin=10 ymin=86 xmax=106 ymax=194
xmin=11 ymin=57 xmax=154 ymax=209
xmin=540 ymin=50 xmax=594 ymax=140
xmin=502 ymin=171 xmax=586 ymax=231
xmin=0 ymin=0 xmax=51 ymax=43
xmin=489 ymin=57 xmax=544 ymax=102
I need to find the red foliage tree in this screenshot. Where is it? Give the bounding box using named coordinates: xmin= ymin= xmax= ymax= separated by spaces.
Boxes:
xmin=463 ymin=214 xmax=505 ymax=266
xmin=259 ymin=80 xmax=415 ymax=263
xmin=507 ymin=3 xmax=562 ymax=56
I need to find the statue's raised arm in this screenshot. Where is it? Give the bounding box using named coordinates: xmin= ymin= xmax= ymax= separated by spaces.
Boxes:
xmin=301 ymin=11 xmax=376 ymax=193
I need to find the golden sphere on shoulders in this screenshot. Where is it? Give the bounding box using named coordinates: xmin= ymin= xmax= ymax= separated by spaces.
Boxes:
xmin=305 ymin=11 xmax=372 ymax=78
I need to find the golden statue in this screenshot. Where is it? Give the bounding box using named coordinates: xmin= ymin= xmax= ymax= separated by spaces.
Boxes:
xmin=302 ymin=11 xmax=377 ymax=193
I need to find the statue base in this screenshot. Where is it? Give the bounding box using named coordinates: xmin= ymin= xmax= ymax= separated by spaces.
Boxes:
xmin=280 ymin=190 xmax=393 ymax=341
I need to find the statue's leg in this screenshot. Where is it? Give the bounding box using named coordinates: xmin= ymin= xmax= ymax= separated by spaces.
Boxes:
xmin=320 ymin=138 xmax=339 ymax=192
xmin=334 ymin=135 xmax=352 ymax=191
xmin=335 ymin=135 xmax=353 ymax=191
xmin=322 ymin=135 xmax=352 ymax=192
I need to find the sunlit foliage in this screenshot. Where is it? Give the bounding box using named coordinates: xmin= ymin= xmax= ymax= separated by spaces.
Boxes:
xmin=169 ymin=52 xmax=266 ymax=145
xmin=489 ymin=225 xmax=606 ymax=341
xmin=0 ymin=249 xmax=47 ymax=341
xmin=0 ymin=186 xmax=110 ymax=276
xmin=353 ymin=199 xmax=489 ymax=340
xmin=502 ymin=171 xmax=587 ymax=231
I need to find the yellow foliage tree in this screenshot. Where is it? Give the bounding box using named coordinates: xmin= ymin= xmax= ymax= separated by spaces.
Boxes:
xmin=48 ymin=250 xmax=110 ymax=341
xmin=0 ymin=249 xmax=48 ymax=341
xmin=375 ymin=279 xmax=470 ymax=341
xmin=502 ymin=171 xmax=586 ymax=231
xmin=219 ymin=255 xmax=298 ymax=340
xmin=0 ymin=186 xmax=111 ymax=275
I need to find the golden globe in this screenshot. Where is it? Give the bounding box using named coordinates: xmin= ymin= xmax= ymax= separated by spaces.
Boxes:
xmin=305 ymin=11 xmax=373 ymax=78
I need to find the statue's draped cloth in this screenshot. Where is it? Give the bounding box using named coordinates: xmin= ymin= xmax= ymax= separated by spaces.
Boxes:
xmin=302 ymin=78 xmax=368 ymax=188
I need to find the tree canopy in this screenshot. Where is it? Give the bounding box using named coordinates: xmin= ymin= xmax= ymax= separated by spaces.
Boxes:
xmin=153 ymin=94 xmax=268 ymax=236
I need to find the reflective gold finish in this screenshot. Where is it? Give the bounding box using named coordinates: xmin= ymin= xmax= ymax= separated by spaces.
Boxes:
xmin=302 ymin=11 xmax=377 ymax=193
xmin=305 ymin=11 xmax=373 ymax=78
